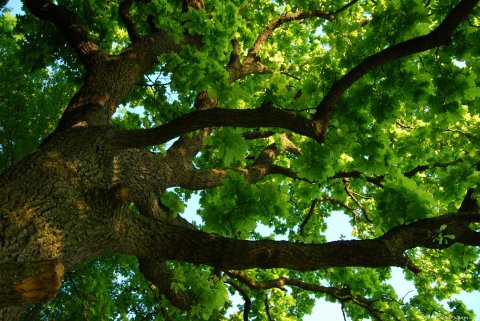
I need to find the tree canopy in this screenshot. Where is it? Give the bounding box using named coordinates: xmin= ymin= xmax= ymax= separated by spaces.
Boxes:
xmin=0 ymin=0 xmax=479 ymax=320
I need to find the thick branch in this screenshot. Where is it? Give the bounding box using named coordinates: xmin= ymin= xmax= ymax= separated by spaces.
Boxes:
xmin=314 ymin=0 xmax=479 ymax=121
xmin=115 ymin=210 xmax=480 ymax=272
xmin=173 ymin=133 xmax=300 ymax=189
xmin=23 ymin=0 xmax=106 ymax=67
xmin=25 ymin=0 xmax=190 ymax=133
xmin=177 ymin=164 xmax=298 ymax=190
xmin=166 ymin=91 xmax=218 ymax=163
xmin=459 ymin=188 xmax=479 ymax=213
xmin=119 ymin=0 xmax=141 ymax=42
xmin=113 ymin=108 xmax=325 ymax=149
xmin=242 ymin=130 xmax=276 ymax=140
xmin=139 ymin=258 xmax=193 ymax=310
xmin=51 ymin=29 xmax=183 ymax=132
xmin=0 ymin=260 xmax=64 ymax=306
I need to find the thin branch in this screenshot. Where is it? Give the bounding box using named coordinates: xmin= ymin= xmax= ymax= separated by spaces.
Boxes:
xmin=333 ymin=0 xmax=361 ymax=15
xmin=228 ymin=1 xmax=359 ymax=82
xmin=314 ymin=0 xmax=480 ymax=122
xmin=396 ymin=120 xmax=415 ymax=130
xmin=246 ymin=8 xmax=342 ymax=63
xmin=225 ymin=279 xmax=251 ymax=321
xmin=445 ymin=128 xmax=480 ymax=142
xmin=342 ymin=178 xmax=371 ymax=222
xmin=226 ymin=270 xmax=385 ymax=319
xmin=280 ymin=71 xmax=302 ymax=81
xmin=119 ymin=0 xmax=141 ymax=42
xmin=300 ymin=196 xmax=362 ymax=235
xmin=330 ymin=171 xmax=384 ymax=187
xmin=332 ymin=158 xmax=464 ymax=186
xmin=299 ymin=198 xmax=320 ymax=236
xmin=264 ymin=296 xmax=274 ymax=321
xmin=403 ymin=159 xmax=463 ymax=177
xmin=341 ymin=306 xmax=348 ymax=321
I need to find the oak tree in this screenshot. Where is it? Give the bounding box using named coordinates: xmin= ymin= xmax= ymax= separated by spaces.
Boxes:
xmin=1 ymin=0 xmax=480 ymax=320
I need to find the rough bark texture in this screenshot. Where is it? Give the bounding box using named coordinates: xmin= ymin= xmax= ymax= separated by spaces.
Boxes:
xmin=1 ymin=0 xmax=480 ymax=320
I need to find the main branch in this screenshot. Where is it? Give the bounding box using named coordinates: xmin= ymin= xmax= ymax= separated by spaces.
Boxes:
xmin=116 ymin=210 xmax=480 ymax=272
xmin=112 ymin=107 xmax=325 ymax=149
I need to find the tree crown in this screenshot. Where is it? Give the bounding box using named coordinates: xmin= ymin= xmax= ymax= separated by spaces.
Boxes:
xmin=1 ymin=0 xmax=479 ymax=320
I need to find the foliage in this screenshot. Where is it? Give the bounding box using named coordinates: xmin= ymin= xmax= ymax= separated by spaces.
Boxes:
xmin=1 ymin=0 xmax=480 ymax=320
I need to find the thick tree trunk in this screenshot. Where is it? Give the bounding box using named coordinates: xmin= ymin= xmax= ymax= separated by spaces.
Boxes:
xmin=0 ymin=128 xmax=126 ymax=306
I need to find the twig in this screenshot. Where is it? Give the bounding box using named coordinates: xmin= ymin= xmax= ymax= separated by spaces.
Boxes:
xmin=342 ymin=178 xmax=371 ymax=222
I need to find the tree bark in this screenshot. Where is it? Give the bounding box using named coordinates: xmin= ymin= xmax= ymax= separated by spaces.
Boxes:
xmin=1 ymin=0 xmax=479 ymax=316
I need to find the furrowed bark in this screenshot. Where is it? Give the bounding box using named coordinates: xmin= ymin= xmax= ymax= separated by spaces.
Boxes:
xmin=0 ymin=260 xmax=64 ymax=305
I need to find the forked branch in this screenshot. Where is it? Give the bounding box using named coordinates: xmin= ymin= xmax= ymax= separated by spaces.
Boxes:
xmin=23 ymin=0 xmax=106 ymax=67
xmin=245 ymin=0 xmax=359 ymax=63
xmin=173 ymin=133 xmax=300 ymax=190
xmin=226 ymin=270 xmax=385 ymax=320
